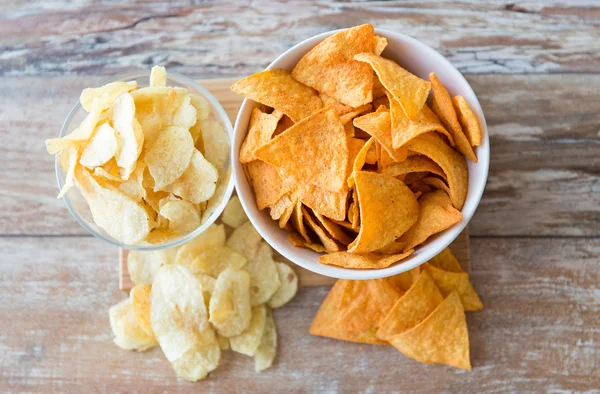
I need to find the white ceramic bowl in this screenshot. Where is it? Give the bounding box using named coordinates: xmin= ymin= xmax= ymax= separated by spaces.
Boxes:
xmin=233 ymin=28 xmax=489 ymax=280
xmin=56 ymin=70 xmax=235 ymax=251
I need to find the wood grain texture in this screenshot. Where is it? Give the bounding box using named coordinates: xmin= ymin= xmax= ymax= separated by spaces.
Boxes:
xmin=1 ymin=236 xmax=598 ymax=392
xmin=1 ymin=1 xmax=599 ymax=76
xmin=2 ymin=75 xmax=599 ymax=237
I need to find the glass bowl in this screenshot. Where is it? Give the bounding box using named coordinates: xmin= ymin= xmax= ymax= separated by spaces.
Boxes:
xmin=55 ymin=70 xmax=235 ymax=251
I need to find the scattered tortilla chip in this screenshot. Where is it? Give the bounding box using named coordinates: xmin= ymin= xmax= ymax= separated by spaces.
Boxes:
xmin=302 ymin=206 xmax=340 ymax=252
xmin=398 ymin=190 xmax=462 ymax=251
xmin=381 ymin=155 xmax=446 ymax=181
xmin=246 ymin=160 xmax=290 ymax=210
xmin=429 ymin=247 xmax=464 ymax=273
xmin=355 ymin=52 xmax=430 ymax=119
xmin=231 ymin=69 xmax=323 ymax=123
xmin=376 ymin=270 xmax=443 ymax=340
xmin=239 ymin=108 xmax=280 ymax=163
xmin=406 ymin=132 xmax=468 ymax=210
xmin=424 ymin=264 xmax=483 ymax=311
xmin=388 ymin=292 xmax=471 ymax=370
xmin=388 ymin=266 xmax=422 ymax=292
xmin=353 ymin=106 xmax=407 ymax=162
xmin=452 ymin=96 xmax=482 ymax=147
xmin=374 ymin=35 xmax=388 ymax=55
xmin=348 ymin=172 xmax=419 ymax=254
xmin=319 ymin=249 xmax=413 ymax=269
xmin=255 ymin=107 xmax=349 ymax=193
xmin=292 ymin=24 xmax=374 ymax=107
xmin=429 ymin=73 xmax=477 ymax=162
xmin=313 ymin=212 xmax=354 ymax=245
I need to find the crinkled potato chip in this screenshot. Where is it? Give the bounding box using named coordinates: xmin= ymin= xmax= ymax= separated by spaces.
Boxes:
xmin=150 ymin=65 xmax=167 ymax=87
xmin=80 ymin=80 xmax=137 ymax=112
xmin=230 ymin=305 xmax=267 ymax=357
xmin=429 ymin=247 xmax=463 ymax=273
xmin=255 ymin=107 xmax=349 ymax=193
xmin=109 ymin=298 xmax=157 ymax=351
xmin=376 ymin=270 xmax=443 ymax=341
xmin=302 ymin=207 xmax=340 ymax=252
xmin=146 ymin=126 xmax=194 ymax=190
xmin=130 ymin=284 xmax=155 ymax=338
xmin=374 ymin=35 xmax=388 ymax=55
xmin=246 ymin=160 xmax=290 ymax=210
xmin=160 ymin=200 xmax=201 ymax=235
xmin=240 ymin=108 xmax=280 ymax=163
xmin=424 ymin=264 xmax=483 ymax=311
xmin=319 ymin=249 xmax=413 ymax=269
xmin=388 ymin=292 xmax=471 ymax=370
xmin=111 ymin=92 xmax=144 ymax=180
xmin=355 ymin=52 xmax=430 ymax=119
xmin=231 ymin=69 xmax=323 ymax=123
xmin=348 ymin=172 xmax=419 ymax=254
xmin=175 ymin=223 xmax=226 ymax=266
xmin=188 ymin=246 xmax=247 ymax=278
xmin=268 ymin=262 xmax=298 ymax=308
xmin=246 ymin=242 xmax=282 ymax=306
xmin=200 ymin=118 xmax=229 ymax=173
xmin=163 ymin=150 xmax=218 ymax=204
xmin=172 ymin=94 xmax=198 ymax=131
xmin=254 ymin=307 xmax=277 ymax=372
xmin=398 ymin=190 xmax=462 ymax=251
xmin=226 ymin=220 xmax=263 ymax=261
xmin=381 ymin=155 xmax=446 ymax=181
xmin=353 ymin=105 xmax=406 ymax=162
xmin=79 ymin=123 xmax=119 ymax=168
xmin=209 ymin=268 xmax=252 ymax=337
xmin=292 ymin=24 xmax=374 ymax=107
xmin=452 ymin=96 xmax=482 ymax=147
xmin=127 ymin=247 xmax=178 ymax=286
xmin=190 ymin=93 xmax=212 ymax=122
xmin=194 ymin=273 xmax=216 ymax=310
xmin=429 ymin=73 xmax=477 ymax=162
xmin=407 ymin=132 xmax=468 ymax=210
xmin=221 ymin=196 xmax=248 ymax=228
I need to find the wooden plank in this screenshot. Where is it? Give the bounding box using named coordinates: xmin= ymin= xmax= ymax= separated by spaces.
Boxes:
xmin=118 ymin=228 xmax=471 ymax=292
xmin=2 ymin=74 xmax=599 ymax=237
xmin=1 ymin=1 xmax=599 ymax=76
xmin=1 ymin=236 xmax=598 ymax=392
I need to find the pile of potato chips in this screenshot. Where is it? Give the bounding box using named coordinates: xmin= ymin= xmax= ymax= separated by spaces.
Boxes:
xmin=311 ymin=248 xmax=482 ymax=369
xmin=109 ymin=197 xmax=298 ymax=381
xmin=232 ymin=24 xmax=483 ymax=269
xmin=46 ymin=66 xmax=230 ymax=245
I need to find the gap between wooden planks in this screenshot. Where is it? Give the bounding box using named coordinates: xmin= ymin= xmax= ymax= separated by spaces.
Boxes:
xmin=118 ymin=78 xmax=471 ymax=291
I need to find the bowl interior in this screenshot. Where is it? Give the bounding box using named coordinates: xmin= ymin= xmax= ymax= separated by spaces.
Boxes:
xmin=233 ymin=28 xmax=489 ymax=280
xmin=57 ymin=71 xmax=235 ymax=251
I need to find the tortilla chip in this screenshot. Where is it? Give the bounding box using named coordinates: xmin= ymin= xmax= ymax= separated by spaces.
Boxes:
xmin=292 ymin=24 xmax=375 ymax=107
xmin=273 ymin=115 xmax=295 ymax=136
xmin=278 ymin=196 xmax=296 ymax=228
xmin=452 ymin=96 xmax=482 ymax=147
xmin=372 ymin=77 xmax=387 ymax=99
xmin=421 ymin=177 xmax=451 ymax=197
xmin=355 ymin=52 xmax=430 ymax=119
xmin=290 ymin=201 xmax=311 ymax=243
xmin=398 ymin=190 xmax=462 ymax=251
xmin=255 ymin=107 xmax=348 ymax=193
xmin=246 ymin=160 xmax=290 ymax=210
xmin=374 ymin=35 xmax=388 ymax=55
xmin=381 ymin=155 xmax=446 ymax=181
xmin=339 ymin=104 xmax=373 ymax=125
xmin=429 ymin=247 xmax=463 ymax=273
xmin=377 ymin=142 xmax=402 ymax=169
xmin=388 ymin=266 xmax=422 ymax=292
xmin=239 ymin=108 xmax=280 ymax=163
xmin=348 ymin=137 xmax=375 ymax=187
xmin=301 ymin=206 xmax=340 ymax=252
xmin=388 ymin=292 xmax=471 ymax=370
xmin=372 ymin=95 xmax=390 ymax=111
xmin=406 ymin=132 xmax=468 ymax=210
xmin=319 ymin=249 xmax=413 ymax=269
xmin=288 ymin=232 xmax=328 ymax=253
xmin=365 ymin=141 xmax=378 ymax=164
xmin=424 ymin=264 xmax=483 ymax=311
xmin=319 ymin=92 xmax=354 ymax=116
xmin=313 ymin=212 xmax=354 ymax=245
xmin=310 ymin=280 xmax=386 ymax=345
xmin=231 ymin=69 xmax=323 ymax=123
xmin=353 ymin=106 xmax=407 ymax=161
xmin=348 ymin=172 xmax=419 ymax=254
xmin=429 ymin=73 xmax=477 ymax=162
xmin=377 ymin=270 xmax=443 ymax=340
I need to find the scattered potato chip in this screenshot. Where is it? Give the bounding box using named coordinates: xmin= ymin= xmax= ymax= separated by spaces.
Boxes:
xmin=170 ymin=334 xmax=221 ymax=382
xmin=117 ymin=160 xmax=146 ymax=201
xmin=452 ymin=96 xmax=482 ymax=147
xmin=355 ymin=52 xmax=430 ymax=119
xmin=240 ymin=108 xmax=280 ymax=163
xmin=348 ymin=172 xmax=418 ymax=254
xmin=231 ymin=69 xmax=323 ymax=123
xmin=79 ymin=123 xmax=119 ymax=168
xmin=150 ymin=65 xmax=167 ymax=87
xmin=429 ymin=247 xmax=463 ymax=273
xmin=109 ymin=298 xmax=157 ymax=351
xmin=130 ymin=284 xmax=155 ymax=338
xmin=388 ymin=292 xmax=471 ymax=370
xmin=221 ymin=196 xmax=248 ymax=228
xmin=226 ymin=221 xmax=263 ymax=261
xmin=292 ymin=24 xmax=374 ymax=107
xmin=160 ymin=200 xmax=201 ymax=235
xmin=127 ymin=247 xmax=178 ymax=286
xmin=209 ymin=268 xmax=252 ymax=337
xmin=388 ymin=266 xmax=422 ymax=292
xmin=194 ymin=273 xmax=217 ymax=309
xmin=189 ymin=93 xmax=212 ymax=122
xmin=175 ymin=224 xmax=226 ymax=266
xmin=230 ymin=305 xmax=267 ymax=357
xmin=246 ymin=160 xmax=290 ymax=210
xmin=163 ymin=150 xmax=218 ymax=204
xmin=79 ymin=80 xmax=137 ymax=112
xmin=319 ymin=249 xmax=413 ymax=269
xmin=424 ymin=264 xmax=483 ymax=311
xmin=217 ymin=334 xmax=230 ymax=350
xmin=254 ymin=307 xmax=277 ymax=372
xmin=188 ymin=246 xmax=247 ymax=278
xmin=146 ymin=126 xmax=194 ymax=190
xmin=374 ymin=35 xmax=388 ymax=55
xmin=172 ymin=94 xmax=198 ymax=131
xmin=246 ymin=242 xmax=282 ymax=306
xmin=268 ymin=262 xmax=298 ymax=308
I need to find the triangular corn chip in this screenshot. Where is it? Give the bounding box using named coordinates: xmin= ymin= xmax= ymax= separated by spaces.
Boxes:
xmin=388 ymin=266 xmax=422 ymax=292
xmin=348 ymin=137 xmax=375 ymax=187
xmin=239 ymin=108 xmax=280 ymax=163
xmin=429 ymin=247 xmax=464 ymax=273
xmin=353 ymin=106 xmax=406 ymax=162
xmin=452 ymin=96 xmax=482 ymax=147
xmin=374 ymin=35 xmax=388 ymax=55
xmin=246 ymin=160 xmax=291 ymax=210
xmin=381 ymin=155 xmax=446 ymax=181
xmin=318 ymin=249 xmax=413 ymax=269
xmin=421 ymin=177 xmax=451 ymax=197
xmin=313 ymin=212 xmax=354 ymax=246
xmin=424 ymin=264 xmax=483 ymax=311
xmin=302 ymin=206 xmax=340 ymax=252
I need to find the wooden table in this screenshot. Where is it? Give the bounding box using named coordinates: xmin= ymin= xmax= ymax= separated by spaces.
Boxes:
xmin=1 ymin=1 xmax=599 ymax=392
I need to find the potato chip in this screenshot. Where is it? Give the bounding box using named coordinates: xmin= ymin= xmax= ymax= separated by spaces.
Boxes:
xmin=424 ymin=264 xmax=483 ymax=311
xmin=150 ymin=65 xmax=167 ymax=87
xmin=348 ymin=137 xmax=375 ymax=187
xmin=117 ymin=159 xmax=146 ymax=201
xmin=292 ymin=24 xmax=374 ymax=107
xmin=429 ymin=73 xmax=477 ymax=162
xmin=209 ymin=268 xmax=252 ymax=337
xmin=175 ymin=223 xmax=226 ymax=266
xmin=109 ymin=298 xmax=158 ymax=351
xmin=246 ymin=160 xmax=291 ymax=210
xmin=172 ymin=94 xmax=198 ymax=131
xmin=202 ymin=168 xmax=231 ymax=224
xmin=231 ymin=69 xmax=323 ymax=123
xmin=268 ymin=262 xmax=298 ymax=309
xmin=374 ymin=35 xmax=388 ymax=55
xmin=452 ymin=96 xmax=482 ymax=147
xmin=355 ymin=52 xmax=430 ymax=119
xmin=190 ymin=93 xmax=212 ymax=122
xmin=254 ymin=307 xmax=277 ymax=372
xmin=217 ymin=334 xmax=230 ymax=350
xmin=429 ymin=247 xmax=463 ymax=273
xmin=160 ymin=200 xmax=201 ymax=235
xmin=194 ymin=273 xmax=217 ymax=310
xmin=188 ymin=246 xmax=247 ymax=278
xmin=56 ymin=146 xmax=79 ymax=199
xmin=388 ymin=266 xmax=422 ymax=292
xmin=388 ymin=292 xmax=471 ymax=370
xmin=226 ymin=221 xmax=263 ymax=261
xmin=398 ymin=190 xmax=462 ymax=251
xmin=79 ymin=123 xmax=119 ymax=168
xmin=381 ymin=155 xmax=446 ymax=181
xmin=221 ymin=196 xmax=248 ymax=228
xmin=170 ymin=333 xmax=221 ymax=382
xmin=302 ymin=207 xmax=340 ymax=252
xmin=80 ymin=80 xmax=137 ymax=112
xmin=163 ymin=150 xmax=218 ymax=204
xmin=407 ymin=132 xmax=468 ymax=210
xmin=239 ymin=108 xmax=280 ymax=163
xmin=376 ymin=270 xmax=443 ymax=341
xmin=130 ymin=284 xmax=154 ymax=338
xmin=310 ymin=280 xmax=386 ymax=345
xmin=230 ymin=305 xmax=267 ymax=357
xmin=246 ymin=242 xmax=281 ymax=306
xmin=319 ymin=249 xmax=413 ymax=269
xmin=339 ymin=104 xmax=373 ymax=125
xmin=200 ymin=118 xmax=229 ymax=173
xmin=348 ymin=172 xmax=418 ymax=254
xmin=127 ymin=247 xmax=178 ymax=286
xmin=255 ymin=107 xmax=348 ymax=193
xmin=421 ymin=177 xmax=451 ymax=196
xmin=353 ymin=105 xmax=406 ymax=162
xmin=111 ymin=92 xmax=144 ymax=180
xmin=146 ymin=125 xmax=194 ymax=190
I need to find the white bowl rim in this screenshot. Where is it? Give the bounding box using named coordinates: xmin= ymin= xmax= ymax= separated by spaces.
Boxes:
xmin=55 ymin=70 xmax=236 ymax=251
xmin=232 ymin=28 xmax=489 ymax=280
